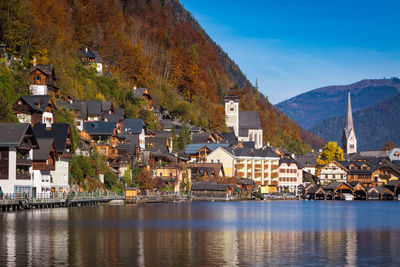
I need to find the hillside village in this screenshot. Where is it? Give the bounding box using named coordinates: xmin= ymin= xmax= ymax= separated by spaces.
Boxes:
xmin=1 ymin=49 xmax=400 ymax=201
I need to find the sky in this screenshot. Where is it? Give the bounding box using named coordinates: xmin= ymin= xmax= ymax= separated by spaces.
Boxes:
xmin=179 ymin=0 xmax=400 ymax=104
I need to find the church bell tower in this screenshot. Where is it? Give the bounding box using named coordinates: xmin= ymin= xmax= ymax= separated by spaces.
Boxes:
xmin=342 ymin=87 xmax=357 ymax=154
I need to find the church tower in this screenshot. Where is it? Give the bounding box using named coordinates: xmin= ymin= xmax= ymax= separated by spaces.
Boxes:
xmin=224 ymin=88 xmax=240 ymax=137
xmin=342 ymin=88 xmax=357 ymax=154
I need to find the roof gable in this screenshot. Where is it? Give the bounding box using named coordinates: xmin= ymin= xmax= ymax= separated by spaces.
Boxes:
xmin=123 ymin=118 xmax=145 ymax=134
xmin=0 ymin=123 xmax=38 ymax=147
xmin=33 ymin=124 xmax=71 ymax=153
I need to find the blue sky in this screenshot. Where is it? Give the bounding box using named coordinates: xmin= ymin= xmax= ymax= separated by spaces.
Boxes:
xmin=180 ymin=0 xmax=400 ymax=104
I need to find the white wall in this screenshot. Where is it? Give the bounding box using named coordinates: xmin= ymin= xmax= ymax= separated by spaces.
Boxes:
xmin=16 ymin=114 xmax=31 ymax=124
xmin=225 ymin=100 xmax=239 ymax=136
xmin=29 ymin=85 xmax=47 ymax=95
xmin=50 ymin=158 xmax=69 ymax=192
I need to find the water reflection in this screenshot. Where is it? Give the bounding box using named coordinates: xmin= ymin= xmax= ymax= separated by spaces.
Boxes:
xmin=1 ymin=201 xmax=400 ymax=266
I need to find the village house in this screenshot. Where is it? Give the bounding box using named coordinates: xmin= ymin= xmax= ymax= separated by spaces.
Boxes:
xmin=58 ymin=100 xmax=114 ymax=131
xmin=318 ymin=160 xmax=348 ymax=186
xmin=185 ymin=143 xmax=230 ymax=163
xmin=33 ymin=124 xmax=74 ymax=193
xmin=32 ymin=138 xmax=58 ymax=197
xmin=0 ymin=123 xmax=39 ymax=195
xmin=121 ymin=118 xmax=149 ymax=150
xmin=296 ymin=151 xmax=319 ymax=175
xmin=189 ymin=162 xmax=225 ymax=182
xmin=145 ymin=131 xmax=173 ymax=153
xmin=29 ymin=63 xmax=59 ymax=97
xmin=13 ymin=95 xmax=56 ymax=126
xmin=132 ymin=87 xmax=152 ymax=110
xmin=224 ymin=88 xmax=263 ymax=149
xmin=191 ymin=182 xmax=237 ymax=200
xmin=277 ymin=158 xmax=303 ymax=194
xmin=79 ymin=48 xmax=104 ymax=75
xmin=83 ymin=121 xmax=118 ymax=160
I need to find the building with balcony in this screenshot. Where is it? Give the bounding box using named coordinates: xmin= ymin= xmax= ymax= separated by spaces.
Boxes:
xmin=277 ymin=158 xmax=303 ymax=194
xmin=318 ymin=161 xmax=348 ymax=186
xmin=29 ymin=64 xmax=59 ymax=96
xmin=206 ymin=146 xmax=280 ymax=193
xmin=83 ymin=121 xmax=118 ymax=160
xmin=0 ymin=123 xmax=39 ymax=194
xmin=12 ymin=95 xmax=56 ymax=126
xmin=33 ymin=124 xmax=74 ymax=193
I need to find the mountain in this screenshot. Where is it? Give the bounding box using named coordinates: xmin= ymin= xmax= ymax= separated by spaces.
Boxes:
xmin=276 ymin=78 xmax=400 ymax=130
xmin=310 ymin=93 xmax=400 ymax=151
xmin=0 ymin=0 xmax=324 ymax=153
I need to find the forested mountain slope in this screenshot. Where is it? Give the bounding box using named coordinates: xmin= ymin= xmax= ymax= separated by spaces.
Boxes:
xmin=0 ymin=0 xmax=324 ymax=153
xmin=310 ymin=93 xmax=400 ymax=151
xmin=276 ymin=78 xmax=400 ymax=129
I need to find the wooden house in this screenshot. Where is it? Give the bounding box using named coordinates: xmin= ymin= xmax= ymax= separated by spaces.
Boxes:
xmin=189 ymin=163 xmax=225 ymax=182
xmin=132 ymin=87 xmax=152 ymax=110
xmin=304 ymin=185 xmax=326 ymax=200
xmin=349 ymin=181 xmax=368 ymax=200
xmin=319 ymin=160 xmax=348 ymax=186
xmin=373 ymin=164 xmax=400 ymax=185
xmin=125 ymin=187 xmax=138 ymax=202
xmin=367 ymin=186 xmax=395 ymax=200
xmin=29 ymin=64 xmax=59 ymax=96
xmin=13 ymin=95 xmax=56 ymax=126
xmin=324 ymin=181 xmax=354 ymax=200
xmin=384 ymin=180 xmax=400 ymax=198
xmin=191 ymin=182 xmax=237 ymax=200
xmin=83 ymin=121 xmax=118 ymax=160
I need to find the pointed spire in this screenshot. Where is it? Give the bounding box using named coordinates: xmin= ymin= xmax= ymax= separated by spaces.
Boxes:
xmin=344 ymin=86 xmax=354 ymax=133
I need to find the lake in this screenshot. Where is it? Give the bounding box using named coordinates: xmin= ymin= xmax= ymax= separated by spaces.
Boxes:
xmin=1 ymin=201 xmax=400 ymax=266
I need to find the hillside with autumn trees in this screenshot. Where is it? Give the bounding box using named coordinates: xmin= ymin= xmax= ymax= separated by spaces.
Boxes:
xmin=0 ymin=0 xmax=324 ymax=154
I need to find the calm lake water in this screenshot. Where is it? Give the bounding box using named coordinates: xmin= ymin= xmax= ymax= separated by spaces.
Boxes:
xmin=1 ymin=201 xmax=400 ymax=266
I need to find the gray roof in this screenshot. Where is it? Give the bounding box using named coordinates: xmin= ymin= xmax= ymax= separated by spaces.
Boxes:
xmin=84 ymin=122 xmax=116 ymax=135
xmin=184 ymin=143 xmax=229 ymax=155
xmin=20 ymin=95 xmax=51 ymax=113
xmin=385 ymin=180 xmax=400 ymax=187
xmin=296 ymin=152 xmax=319 ymax=167
xmin=279 ymin=158 xmax=303 ymax=169
xmin=191 ymin=133 xmax=213 ymax=144
xmin=30 ymin=64 xmax=54 ymax=76
xmin=133 ymin=88 xmax=149 ymax=98
xmin=0 ymin=123 xmax=35 ymax=147
xmin=33 ymin=124 xmax=71 ymax=153
xmin=221 ymin=147 xmax=279 ymax=158
xmin=360 ymin=150 xmax=389 ymax=157
xmin=92 ymin=51 xmax=104 ymax=64
xmin=122 ymin=119 xmax=145 ymax=134
xmin=324 ymin=181 xmax=351 ymax=191
xmin=33 ymin=138 xmax=54 ymax=161
xmin=104 ymin=113 xmax=124 ymax=122
xmin=146 ymin=136 xmax=169 ymax=153
xmin=238 ymin=111 xmax=262 ymax=136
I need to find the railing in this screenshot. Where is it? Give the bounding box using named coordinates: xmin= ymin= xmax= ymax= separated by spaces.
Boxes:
xmin=254 ymin=164 xmax=262 ymax=169
xmin=235 ymin=164 xmax=244 ymax=169
xmin=0 ymin=191 xmax=124 ymax=201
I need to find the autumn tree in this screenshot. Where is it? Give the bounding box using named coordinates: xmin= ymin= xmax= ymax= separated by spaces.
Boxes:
xmin=380 ymin=141 xmax=396 ymax=151
xmin=316 ymin=141 xmax=345 ymax=176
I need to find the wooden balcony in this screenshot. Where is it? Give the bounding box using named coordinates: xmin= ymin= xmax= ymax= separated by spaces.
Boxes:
xmin=237 ymin=172 xmax=245 ymax=177
xmin=254 ymin=164 xmax=262 ymax=169
xmin=247 ymin=172 xmax=252 ymax=177
xmin=235 ymin=164 xmax=244 ymax=169
xmin=247 ymin=164 xmax=253 ymax=169
xmin=271 ymin=173 xmax=278 ymax=178
xmin=270 ymin=181 xmax=278 ymax=186
xmin=16 ymin=158 xmax=33 ymax=166
xmin=254 ymin=173 xmax=262 ymax=178
xmin=379 ymin=174 xmax=391 ymax=179
xmin=271 ymin=165 xmax=278 ymax=170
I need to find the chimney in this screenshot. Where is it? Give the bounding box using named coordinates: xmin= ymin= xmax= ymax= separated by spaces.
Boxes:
xmin=33 ymin=56 xmax=37 ymax=67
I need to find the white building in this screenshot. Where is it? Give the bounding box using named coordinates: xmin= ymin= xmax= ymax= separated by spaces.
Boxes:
xmin=277 ymin=158 xmax=303 ymax=194
xmin=224 ymin=88 xmax=263 ymax=149
xmin=0 ymin=124 xmax=38 ymax=195
xmin=319 ymin=161 xmax=348 ymax=186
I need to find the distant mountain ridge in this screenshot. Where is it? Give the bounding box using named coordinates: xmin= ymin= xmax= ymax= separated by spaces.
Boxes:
xmin=310 ymin=93 xmax=400 ymax=151
xmin=276 ymin=78 xmax=400 ymax=130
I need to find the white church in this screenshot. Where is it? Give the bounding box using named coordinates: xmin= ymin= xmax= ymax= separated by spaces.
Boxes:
xmin=224 ymin=88 xmax=263 ymax=149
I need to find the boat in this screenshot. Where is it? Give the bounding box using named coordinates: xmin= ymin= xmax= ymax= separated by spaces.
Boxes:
xmin=343 ymin=193 xmax=354 ymax=201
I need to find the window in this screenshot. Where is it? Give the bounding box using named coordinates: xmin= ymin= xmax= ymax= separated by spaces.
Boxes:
xmin=217 ymin=159 xmax=220 ymax=163
xmin=159 ymin=172 xmax=162 ymax=176
xmin=101 ymin=148 xmax=106 ymax=154
xmin=211 ymin=160 xmax=214 ymax=163
xmin=325 ymin=174 xmax=328 ymax=179
xmin=350 ymin=145 xmax=354 ymax=149
xmin=35 ymin=75 xmax=41 ymax=82
xmin=169 ymin=172 xmax=173 ymax=177
xmin=230 ymin=107 xmax=234 ymax=112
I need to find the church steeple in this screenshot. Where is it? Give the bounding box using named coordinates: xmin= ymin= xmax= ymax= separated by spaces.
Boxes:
xmin=342 ymin=87 xmax=357 ymax=154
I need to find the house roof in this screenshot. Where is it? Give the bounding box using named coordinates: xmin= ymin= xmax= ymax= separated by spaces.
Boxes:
xmin=84 ymin=122 xmax=116 ymax=135
xmin=189 ymin=163 xmax=224 ymax=177
xmin=146 ymin=136 xmax=169 ymax=153
xmin=79 ymin=49 xmax=96 ymax=59
xmin=220 ymin=131 xmax=237 ymax=145
xmin=19 ymin=95 xmax=52 ymax=113
xmin=33 ymin=138 xmax=54 ymax=161
xmin=279 ymin=157 xmax=303 ymax=169
xmin=122 ymin=119 xmax=145 ymax=134
xmin=308 ymin=185 xmax=326 ymax=194
xmin=229 ymin=147 xmax=279 ymax=158
xmin=118 ymin=143 xmax=137 ymax=156
xmin=374 ymin=186 xmax=394 ymax=195
xmin=238 ymin=111 xmax=262 ymax=136
xmin=30 ymin=64 xmax=54 ymax=76
xmin=58 ymin=100 xmax=112 ymax=118
xmin=103 ymin=113 xmax=124 ymax=122
xmin=191 ymin=182 xmax=230 ymax=191
xmin=238 ymin=178 xmax=255 ymax=185
xmin=242 ymin=141 xmax=255 ymax=149
xmin=92 ymin=51 xmax=104 ymax=64
xmin=32 ymin=124 xmax=71 ymax=153
xmin=324 ymin=181 xmax=351 ymax=191
xmin=191 ymin=133 xmax=213 ymax=144
xmin=360 ymin=150 xmax=389 ymax=158
xmin=133 ymin=88 xmax=151 ymax=98
xmin=184 ymin=143 xmax=229 ymax=155
xmin=296 ymin=152 xmax=319 ymax=167
xmin=0 ymin=123 xmax=37 ymax=147
xmin=224 ymin=88 xmax=240 ymax=102
xmin=385 ymin=180 xmax=400 ymax=187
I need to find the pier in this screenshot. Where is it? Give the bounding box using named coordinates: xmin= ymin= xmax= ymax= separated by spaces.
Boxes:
xmin=0 ymin=192 xmax=124 ymax=212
